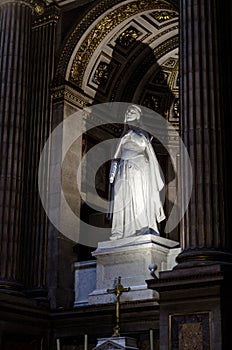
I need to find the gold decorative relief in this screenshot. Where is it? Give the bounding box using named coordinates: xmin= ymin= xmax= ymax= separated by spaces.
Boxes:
xmin=92 ymin=62 xmax=110 ymax=86
xmin=150 ymin=10 xmax=177 ymax=22
xmin=117 ymin=26 xmax=140 ymax=48
xmin=34 ymin=3 xmax=44 ymax=15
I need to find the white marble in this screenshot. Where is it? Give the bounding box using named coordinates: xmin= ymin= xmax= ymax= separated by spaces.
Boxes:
xmin=96 ymin=234 xmax=179 ymax=249
xmin=88 ymin=234 xmax=181 ymax=305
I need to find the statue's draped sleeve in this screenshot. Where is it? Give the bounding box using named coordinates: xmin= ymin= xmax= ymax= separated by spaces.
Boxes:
xmin=145 ymin=138 xmax=166 ymax=223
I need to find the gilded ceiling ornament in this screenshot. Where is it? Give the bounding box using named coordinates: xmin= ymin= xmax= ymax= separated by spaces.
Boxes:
xmin=34 ymin=3 xmax=44 ymax=15
xmin=117 ymin=27 xmax=140 ymax=48
xmin=69 ymin=0 xmax=177 ymax=87
xmin=93 ymin=62 xmax=111 ymax=86
xmin=150 ymin=10 xmax=177 ymax=22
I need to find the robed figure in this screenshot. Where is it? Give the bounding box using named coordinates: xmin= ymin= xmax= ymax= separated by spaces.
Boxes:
xmin=109 ymin=104 xmax=166 ymax=240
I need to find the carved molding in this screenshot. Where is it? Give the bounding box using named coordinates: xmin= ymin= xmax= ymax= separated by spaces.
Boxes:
xmin=51 ymin=84 xmax=93 ymax=108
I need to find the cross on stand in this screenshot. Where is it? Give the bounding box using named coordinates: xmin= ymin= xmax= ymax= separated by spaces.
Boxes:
xmin=107 ymin=276 xmax=131 ymax=337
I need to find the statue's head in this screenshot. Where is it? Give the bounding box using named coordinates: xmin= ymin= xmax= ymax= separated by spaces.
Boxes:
xmin=124 ymin=104 xmax=142 ymax=122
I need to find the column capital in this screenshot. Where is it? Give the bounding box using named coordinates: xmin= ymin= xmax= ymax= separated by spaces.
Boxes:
xmin=0 ymin=0 xmax=45 ymax=14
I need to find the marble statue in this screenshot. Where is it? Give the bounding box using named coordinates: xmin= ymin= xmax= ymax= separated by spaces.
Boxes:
xmin=109 ymin=104 xmax=166 ymax=240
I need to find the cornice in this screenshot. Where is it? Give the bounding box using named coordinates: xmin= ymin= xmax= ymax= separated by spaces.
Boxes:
xmin=51 ymin=84 xmax=93 ymax=108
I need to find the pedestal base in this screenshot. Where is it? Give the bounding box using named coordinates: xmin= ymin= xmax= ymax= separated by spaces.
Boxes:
xmin=88 ymin=234 xmax=180 ymax=305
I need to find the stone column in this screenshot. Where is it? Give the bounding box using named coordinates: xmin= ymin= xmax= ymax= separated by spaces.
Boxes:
xmin=0 ymin=0 xmax=44 ymax=292
xmin=147 ymin=2 xmax=232 ymax=349
xmin=147 ymin=0 xmax=232 ymax=350
xmin=177 ymin=0 xmax=232 ymax=266
xmin=20 ymin=5 xmax=60 ymax=301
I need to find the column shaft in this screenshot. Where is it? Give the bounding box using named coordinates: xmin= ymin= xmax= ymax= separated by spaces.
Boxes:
xmin=178 ymin=0 xmax=232 ymax=264
xmin=20 ymin=8 xmax=60 ymax=300
xmin=0 ymin=2 xmax=32 ymax=289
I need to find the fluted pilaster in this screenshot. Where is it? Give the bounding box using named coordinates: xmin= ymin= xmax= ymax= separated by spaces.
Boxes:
xmin=178 ymin=0 xmax=232 ymax=265
xmin=0 ymin=1 xmax=33 ymax=291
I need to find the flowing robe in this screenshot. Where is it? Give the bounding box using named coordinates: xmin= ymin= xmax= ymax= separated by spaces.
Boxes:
xmin=110 ymin=129 xmax=165 ymax=240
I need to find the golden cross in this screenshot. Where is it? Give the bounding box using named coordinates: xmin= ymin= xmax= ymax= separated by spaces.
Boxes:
xmin=107 ymin=276 xmax=131 ymax=337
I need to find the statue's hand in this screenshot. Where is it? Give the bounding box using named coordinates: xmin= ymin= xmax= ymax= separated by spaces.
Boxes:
xmin=109 ymin=160 xmax=118 ymax=183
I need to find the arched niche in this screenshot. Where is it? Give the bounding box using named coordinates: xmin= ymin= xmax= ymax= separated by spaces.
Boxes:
xmin=51 ymin=0 xmax=180 ymax=261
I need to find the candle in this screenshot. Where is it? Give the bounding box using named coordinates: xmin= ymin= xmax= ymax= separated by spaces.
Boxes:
xmin=56 ymin=338 xmax=60 ymax=350
xmin=84 ymin=334 xmax=88 ymax=350
xmin=149 ymin=329 xmax=154 ymax=350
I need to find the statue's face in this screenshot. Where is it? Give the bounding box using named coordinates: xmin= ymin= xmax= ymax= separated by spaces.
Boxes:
xmin=125 ymin=105 xmax=141 ymax=122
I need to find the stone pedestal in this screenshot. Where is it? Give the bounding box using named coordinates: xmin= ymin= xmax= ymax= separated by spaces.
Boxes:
xmin=88 ymin=234 xmax=180 ymax=305
xmin=93 ymin=337 xmax=139 ymax=350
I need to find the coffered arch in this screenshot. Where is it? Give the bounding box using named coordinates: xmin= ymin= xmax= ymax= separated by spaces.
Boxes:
xmin=55 ymin=0 xmax=179 ymax=124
